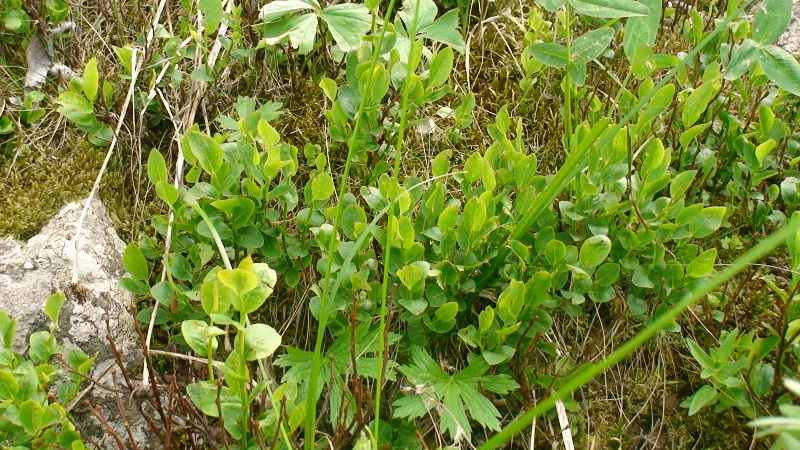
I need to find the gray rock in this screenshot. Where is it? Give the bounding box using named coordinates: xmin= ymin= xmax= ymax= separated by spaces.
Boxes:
xmin=0 ymin=198 xmax=154 ymax=448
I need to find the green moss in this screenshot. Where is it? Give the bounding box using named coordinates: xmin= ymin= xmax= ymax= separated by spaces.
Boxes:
xmin=0 ymin=133 xmax=139 ymax=241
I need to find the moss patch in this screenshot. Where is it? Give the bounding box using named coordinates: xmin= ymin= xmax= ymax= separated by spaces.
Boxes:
xmin=0 ymin=133 xmax=132 ymax=240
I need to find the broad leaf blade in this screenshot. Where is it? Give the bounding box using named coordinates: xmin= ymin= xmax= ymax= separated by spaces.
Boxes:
xmin=623 ymin=0 xmax=661 ymax=59
xmin=759 ymin=45 xmax=800 ymax=96
xmin=572 ymin=27 xmax=614 ymax=62
xmin=199 ymin=0 xmax=223 ymax=34
xmin=418 ymin=10 xmax=465 ymax=52
xmin=569 ymin=0 xmax=650 ymax=18
xmin=528 ymin=43 xmax=568 ymax=68
xmin=752 ymin=0 xmax=792 ymax=45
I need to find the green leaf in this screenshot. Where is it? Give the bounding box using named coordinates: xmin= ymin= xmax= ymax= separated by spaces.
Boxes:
xmin=681 ymin=81 xmax=718 ymax=128
xmin=688 ymin=206 xmax=726 ymax=238
xmin=623 ymin=0 xmax=661 ymax=59
xmin=341 ymin=204 xmax=367 ymax=240
xmin=123 ymin=243 xmax=149 ymax=281
xmin=670 ymin=170 xmax=697 ymax=199
xmin=464 ymin=153 xmax=484 ymax=183
xmin=686 ymin=384 xmax=718 ymax=415
xmin=724 ymin=39 xmax=758 ymax=81
xmin=594 ymin=263 xmax=620 ymax=286
xmin=29 ymin=331 xmax=57 ymax=364
xmin=320 ymin=4 xmax=372 ymax=52
xmin=263 ymin=13 xmax=319 ymax=54
xmin=82 ymin=57 xmax=99 ymax=103
xmin=243 ymin=324 xmax=282 ymax=360
xmin=632 ymin=265 xmax=654 ymax=288
xmin=537 ymin=0 xmax=567 ymax=11
xmin=147 ymin=149 xmax=168 ymax=185
xmin=569 ymin=0 xmax=650 ymax=18
xmin=545 ymin=239 xmax=567 ymax=265
xmin=755 ymin=139 xmax=776 ymax=167
xmin=462 ymin=197 xmax=487 ymax=232
xmin=212 ymin=197 xmax=255 ymax=229
xmin=260 ymin=0 xmax=316 ymax=21
xmin=183 ymin=130 xmax=223 ymax=177
xmin=435 ymin=302 xmax=459 ymax=322
xmin=56 ymin=91 xmax=93 ymax=116
xmin=0 ymin=310 xmax=17 ymax=349
xmin=217 ymin=268 xmax=259 ymax=297
xmin=319 ymin=78 xmax=337 ymax=102
xmin=686 ymin=248 xmax=717 ymax=278
xmin=397 ymin=264 xmax=426 ymax=291
xmin=572 ymin=28 xmax=615 ymax=62
xmin=428 ymin=47 xmax=454 ymax=88
xmin=199 ymin=0 xmax=223 ymax=34
xmin=155 ymin=181 xmax=179 ymax=206
xmin=399 ymin=0 xmax=437 ymax=29
xmin=579 ymin=235 xmax=612 ymax=268
xmin=181 ymin=320 xmax=223 ymax=357
xmin=201 ymin=273 xmax=234 ymax=315
xmin=310 ymin=172 xmax=335 ymax=203
xmin=528 ymin=43 xmax=568 ymax=69
xmin=478 ymin=307 xmax=494 ymax=332
xmin=44 ymin=291 xmax=66 ymax=325
xmin=752 ymin=0 xmax=792 ymax=45
xmin=497 ymin=280 xmax=524 ymax=323
xmin=758 ymin=45 xmax=800 ymax=96
xmin=411 ymin=8 xmax=465 ymax=52
xmin=679 ymin=123 xmax=711 ymax=148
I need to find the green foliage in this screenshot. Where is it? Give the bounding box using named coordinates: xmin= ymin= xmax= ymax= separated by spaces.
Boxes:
xmin=393 ymin=346 xmax=518 ymax=441
xmin=56 ymin=58 xmax=114 ymax=146
xmin=751 ymin=378 xmax=800 ymax=449
xmin=20 ymin=0 xmax=800 ymax=446
xmin=0 ymin=293 xmax=91 ymax=449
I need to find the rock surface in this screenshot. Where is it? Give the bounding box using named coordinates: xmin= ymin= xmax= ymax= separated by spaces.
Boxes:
xmin=0 ymin=198 xmax=153 ymax=448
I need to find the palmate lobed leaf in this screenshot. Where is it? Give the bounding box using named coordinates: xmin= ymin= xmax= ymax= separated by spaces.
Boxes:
xmin=260 ymin=0 xmax=317 ymax=21
xmin=320 ymin=4 xmax=372 ymax=52
xmin=261 ymin=13 xmax=318 ymax=54
xmin=395 ymin=346 xmax=519 ymax=440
